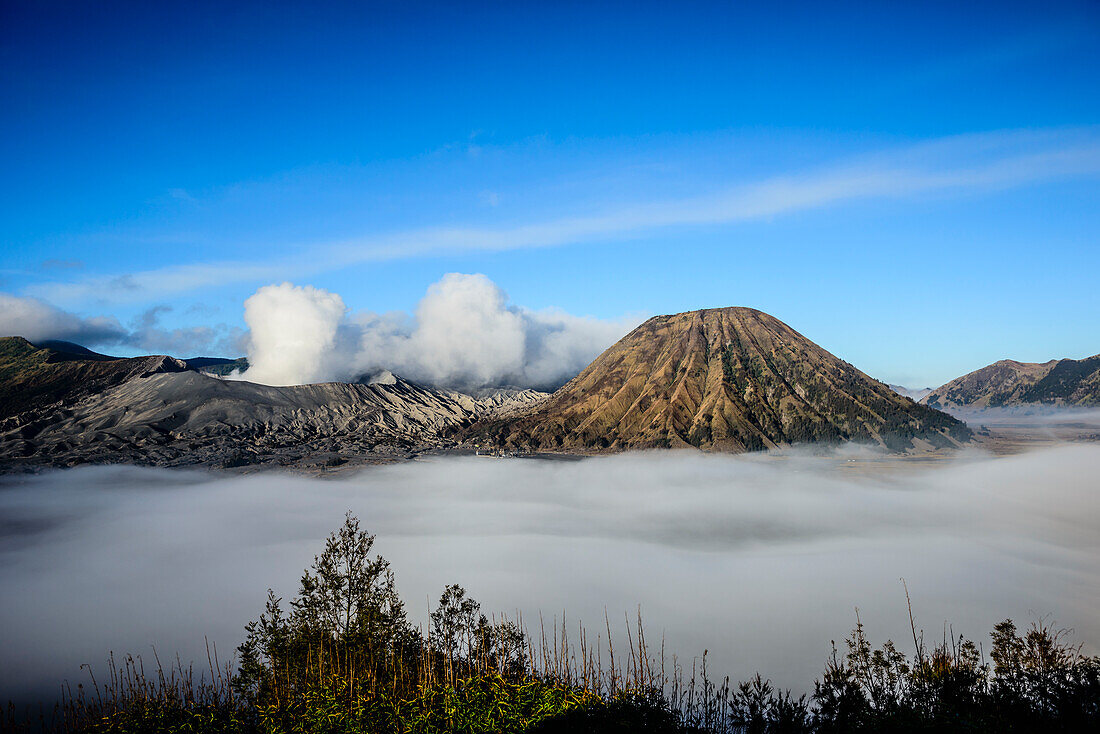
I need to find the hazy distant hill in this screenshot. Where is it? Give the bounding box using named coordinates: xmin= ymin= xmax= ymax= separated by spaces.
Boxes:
xmin=922 ymin=355 xmax=1100 ymax=410
xmin=889 ymin=384 xmax=933 ymax=401
xmin=492 ymin=307 xmax=970 ymax=453
xmin=184 ymin=356 xmax=249 ymax=375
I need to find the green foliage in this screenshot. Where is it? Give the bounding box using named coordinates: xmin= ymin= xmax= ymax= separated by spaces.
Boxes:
xmin=727 ymin=676 xmax=811 ymax=734
xmin=291 ymin=512 xmax=408 ymax=643
xmin=249 ymin=671 xmax=594 ymax=734
xmin=530 ymin=690 xmax=689 ymax=733
xmin=799 ymin=616 xmax=1100 ymax=733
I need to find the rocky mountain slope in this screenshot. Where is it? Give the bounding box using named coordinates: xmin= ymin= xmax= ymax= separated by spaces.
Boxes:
xmin=485 ymin=307 xmax=971 ymax=453
xmin=0 ymin=337 xmax=545 ymax=471
xmin=922 ymin=355 xmax=1100 ymax=411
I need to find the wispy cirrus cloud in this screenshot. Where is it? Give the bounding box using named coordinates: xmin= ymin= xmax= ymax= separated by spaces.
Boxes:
xmin=27 ymin=127 xmax=1100 ymax=307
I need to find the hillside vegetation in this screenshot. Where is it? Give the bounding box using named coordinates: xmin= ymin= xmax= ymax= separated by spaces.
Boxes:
xmin=923 ymin=355 xmax=1100 ymax=410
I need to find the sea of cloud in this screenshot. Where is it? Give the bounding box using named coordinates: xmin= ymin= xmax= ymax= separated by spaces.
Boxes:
xmin=2 ymin=445 xmax=1098 ymax=707
xmin=949 ymin=405 xmax=1100 ymax=428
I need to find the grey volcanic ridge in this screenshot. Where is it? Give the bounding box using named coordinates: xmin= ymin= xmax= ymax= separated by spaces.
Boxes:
xmin=0 ymin=306 xmax=985 ymax=473
xmin=0 ymin=337 xmax=546 ymax=472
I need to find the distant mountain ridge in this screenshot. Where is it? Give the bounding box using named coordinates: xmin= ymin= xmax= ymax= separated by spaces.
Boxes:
xmin=922 ymin=355 xmax=1100 ymax=410
xmin=488 ymin=307 xmax=970 ymax=453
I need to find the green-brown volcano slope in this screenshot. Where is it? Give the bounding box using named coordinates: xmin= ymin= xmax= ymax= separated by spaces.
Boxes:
xmin=922 ymin=355 xmax=1100 ymax=410
xmin=496 ymin=307 xmax=971 ymax=453
xmin=0 ymin=336 xmax=187 ymax=420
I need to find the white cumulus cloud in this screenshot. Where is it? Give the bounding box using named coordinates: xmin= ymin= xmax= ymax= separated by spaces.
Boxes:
xmin=238 ymin=283 xmax=347 ymax=386
xmin=237 ymin=274 xmax=639 ymax=390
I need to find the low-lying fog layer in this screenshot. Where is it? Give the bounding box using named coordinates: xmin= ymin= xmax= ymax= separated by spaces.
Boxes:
xmin=2 ymin=446 xmax=1099 ymax=705
xmin=951 ymin=406 xmax=1100 ymax=427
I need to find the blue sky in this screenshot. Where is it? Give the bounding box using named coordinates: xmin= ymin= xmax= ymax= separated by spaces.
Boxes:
xmin=1 ymin=0 xmax=1099 ymax=387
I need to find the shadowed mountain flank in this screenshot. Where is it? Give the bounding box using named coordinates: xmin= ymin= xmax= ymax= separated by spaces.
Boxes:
xmin=490 ymin=308 xmax=971 ymax=453
xmin=0 ymin=337 xmax=188 ymax=421
xmin=922 ymin=355 xmax=1100 ymax=411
